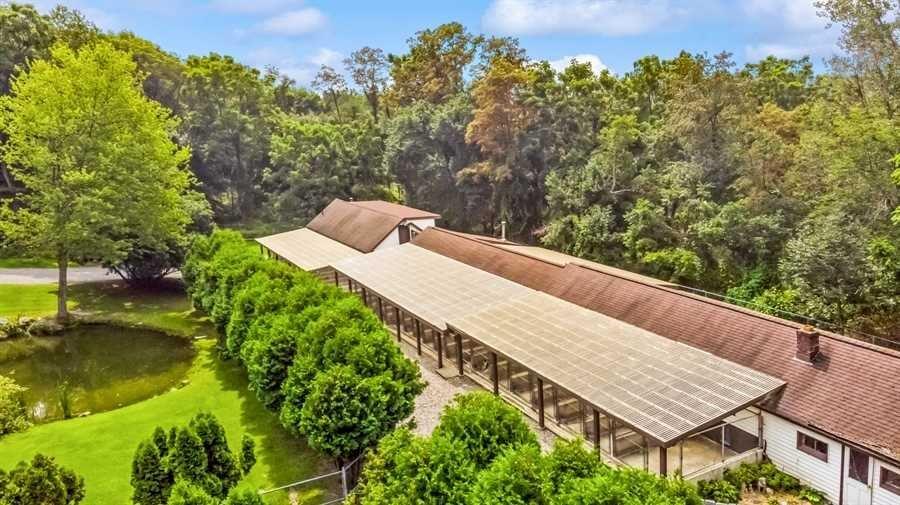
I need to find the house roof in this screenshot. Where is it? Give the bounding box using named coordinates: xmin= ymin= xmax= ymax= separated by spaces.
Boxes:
xmin=411 ymin=227 xmax=900 ymax=462
xmin=347 ymin=200 xmax=441 ymax=220
xmin=255 ymin=228 xmax=361 ymax=272
xmin=306 ymin=199 xmax=403 ymax=252
xmin=332 ymin=243 xmax=784 ymax=446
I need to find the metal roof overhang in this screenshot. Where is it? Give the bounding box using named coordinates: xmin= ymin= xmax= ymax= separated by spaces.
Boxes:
xmin=256 ymin=228 xmax=362 ymax=272
xmin=331 ymin=244 xmax=786 ymax=446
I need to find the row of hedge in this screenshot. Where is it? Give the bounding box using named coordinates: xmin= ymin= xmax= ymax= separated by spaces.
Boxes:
xmin=182 ymin=230 xmax=425 ymax=466
xmin=352 ymin=391 xmax=704 ymax=505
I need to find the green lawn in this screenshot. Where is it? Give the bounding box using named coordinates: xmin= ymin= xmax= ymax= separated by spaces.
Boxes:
xmin=0 ymin=280 xmax=207 ymax=335
xmin=0 ymin=284 xmax=62 ymax=318
xmin=0 ymin=281 xmax=332 ymax=504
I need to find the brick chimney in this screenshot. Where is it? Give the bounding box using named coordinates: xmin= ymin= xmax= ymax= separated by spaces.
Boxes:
xmin=796 ymin=325 xmax=820 ymax=363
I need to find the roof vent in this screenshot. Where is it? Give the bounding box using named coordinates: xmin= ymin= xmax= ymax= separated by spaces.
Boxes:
xmin=796 ymin=325 xmax=820 ymax=363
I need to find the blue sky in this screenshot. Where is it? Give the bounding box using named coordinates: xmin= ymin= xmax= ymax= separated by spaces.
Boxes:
xmin=27 ymin=0 xmax=839 ymax=84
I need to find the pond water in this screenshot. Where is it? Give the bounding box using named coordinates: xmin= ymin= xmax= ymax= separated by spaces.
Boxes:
xmin=0 ymin=324 xmax=195 ymax=421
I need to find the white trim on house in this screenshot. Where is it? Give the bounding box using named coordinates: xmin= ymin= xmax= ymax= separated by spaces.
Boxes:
xmin=373 ymin=217 xmax=436 ymax=251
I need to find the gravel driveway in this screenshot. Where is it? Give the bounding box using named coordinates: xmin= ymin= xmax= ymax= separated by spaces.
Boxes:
xmin=0 ymin=267 xmax=115 ymax=285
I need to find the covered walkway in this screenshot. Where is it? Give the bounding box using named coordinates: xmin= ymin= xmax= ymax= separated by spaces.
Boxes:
xmin=332 ymin=244 xmax=785 ymax=477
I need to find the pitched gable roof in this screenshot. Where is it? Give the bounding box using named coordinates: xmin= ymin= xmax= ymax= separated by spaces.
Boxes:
xmin=411 ymin=227 xmax=900 ymax=462
xmin=306 ymin=199 xmax=403 ymax=252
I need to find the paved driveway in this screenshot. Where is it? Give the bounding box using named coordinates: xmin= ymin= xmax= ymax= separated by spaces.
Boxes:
xmin=0 ymin=267 xmax=115 ymax=285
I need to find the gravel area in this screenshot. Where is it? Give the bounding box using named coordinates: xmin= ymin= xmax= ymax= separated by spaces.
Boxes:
xmin=398 ymin=340 xmax=557 ymax=450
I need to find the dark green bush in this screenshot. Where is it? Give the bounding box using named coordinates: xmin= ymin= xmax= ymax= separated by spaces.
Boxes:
xmin=131 ymin=413 xmax=254 ymax=502
xmin=353 ymin=428 xmax=477 ymax=505
xmin=434 ymin=391 xmax=538 ymax=469
xmin=542 ymin=439 xmax=605 ymax=496
xmin=0 ymin=454 xmax=86 ymax=505
xmin=242 ymin=313 xmax=306 ymax=410
xmin=554 ymin=466 xmax=703 ymax=505
xmin=167 ymin=481 xmax=218 ymax=505
xmin=224 ymin=262 xmax=300 ymax=357
xmin=132 ymin=440 xmax=174 ymax=505
xmin=468 ymin=444 xmax=546 ymax=505
xmin=295 ymin=366 xmax=403 ymax=466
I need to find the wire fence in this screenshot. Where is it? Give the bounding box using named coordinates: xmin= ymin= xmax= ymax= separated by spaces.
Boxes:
xmin=258 ymin=455 xmax=364 ymax=505
xmin=672 ymin=285 xmax=900 ymax=351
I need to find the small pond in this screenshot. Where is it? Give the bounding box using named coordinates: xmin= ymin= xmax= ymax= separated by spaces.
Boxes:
xmin=0 ymin=324 xmax=195 ymax=421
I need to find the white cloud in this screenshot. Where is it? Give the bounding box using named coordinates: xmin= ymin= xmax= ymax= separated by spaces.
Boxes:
xmin=482 ymin=0 xmax=682 ymax=36
xmin=210 ymin=0 xmax=303 ymax=14
xmin=259 ymin=8 xmax=327 ymax=36
xmin=741 ymin=0 xmax=823 ymax=31
xmin=740 ymin=0 xmax=838 ymax=59
xmin=246 ymin=46 xmax=341 ymax=83
xmin=549 ymin=54 xmax=609 ymax=74
xmin=310 ymin=47 xmax=342 ymax=67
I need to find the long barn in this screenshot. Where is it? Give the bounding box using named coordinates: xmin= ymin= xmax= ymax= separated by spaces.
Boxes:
xmin=258 ymin=199 xmax=900 ymax=505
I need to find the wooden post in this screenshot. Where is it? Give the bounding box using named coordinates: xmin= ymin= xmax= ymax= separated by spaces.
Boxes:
xmin=592 ymin=409 xmax=601 ymax=451
xmin=395 ymin=307 xmax=401 ymax=342
xmin=610 ymin=418 xmax=617 ymax=457
xmin=347 ymin=278 xmax=353 ymax=292
xmin=552 ymin=385 xmax=559 ymax=420
xmin=333 ymin=271 xmax=339 ymax=286
xmin=490 ymin=352 xmax=499 ymax=395
xmin=436 ymin=332 xmax=444 ymax=369
xmin=537 ymin=378 xmax=545 ymax=428
xmin=721 ymin=425 xmax=726 ymax=460
xmin=377 ymin=297 xmax=384 ymax=322
xmin=455 ymin=333 xmax=463 ymax=375
xmin=659 ymin=446 xmax=668 ymax=476
xmin=361 ymin=287 xmax=368 ymax=305
xmin=415 ymin=319 xmax=422 ymax=356
xmin=642 ymin=436 xmax=649 ymax=471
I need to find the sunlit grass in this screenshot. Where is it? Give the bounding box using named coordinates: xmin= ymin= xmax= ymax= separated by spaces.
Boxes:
xmin=0 ymin=280 xmax=332 ymax=504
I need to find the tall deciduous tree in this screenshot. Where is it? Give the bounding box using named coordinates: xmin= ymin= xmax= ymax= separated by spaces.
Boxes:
xmin=312 ymin=64 xmax=348 ymax=122
xmin=180 ymin=54 xmax=271 ymax=220
xmin=0 ymin=42 xmax=193 ymax=321
xmin=388 ymin=22 xmax=479 ymax=105
xmin=344 ymin=47 xmax=388 ymax=120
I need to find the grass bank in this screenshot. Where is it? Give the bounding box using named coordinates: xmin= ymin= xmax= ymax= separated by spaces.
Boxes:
xmin=0 ymin=280 xmax=331 ymax=504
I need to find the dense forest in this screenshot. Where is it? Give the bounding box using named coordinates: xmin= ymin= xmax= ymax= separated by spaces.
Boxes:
xmin=1 ymin=1 xmax=898 ymax=339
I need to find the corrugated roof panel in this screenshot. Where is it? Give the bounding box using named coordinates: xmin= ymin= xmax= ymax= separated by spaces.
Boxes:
xmin=332 ymin=244 xmax=785 ymax=445
xmin=256 ymin=228 xmax=361 ymax=272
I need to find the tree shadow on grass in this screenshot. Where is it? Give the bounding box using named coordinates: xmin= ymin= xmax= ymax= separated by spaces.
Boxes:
xmin=68 ymin=279 xmax=212 ymax=336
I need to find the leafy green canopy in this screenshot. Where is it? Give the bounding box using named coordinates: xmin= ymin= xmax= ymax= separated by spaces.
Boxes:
xmin=0 ymin=41 xmax=193 ymax=319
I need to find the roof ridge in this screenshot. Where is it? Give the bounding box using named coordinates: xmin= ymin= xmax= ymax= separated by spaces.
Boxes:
xmin=348 ymin=200 xmax=440 ymax=219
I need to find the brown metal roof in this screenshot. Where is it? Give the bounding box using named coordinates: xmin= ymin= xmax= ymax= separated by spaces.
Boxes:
xmin=306 ymin=199 xmax=402 ymax=252
xmin=411 ymin=227 xmax=900 ymax=462
xmin=348 ymin=200 xmax=441 ymax=220
xmin=255 ymin=228 xmax=361 ymax=272
xmin=332 ymin=243 xmax=784 ymax=445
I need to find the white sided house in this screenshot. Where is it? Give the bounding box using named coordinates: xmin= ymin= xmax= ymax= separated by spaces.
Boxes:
xmin=258 ymin=199 xmax=900 ymax=505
